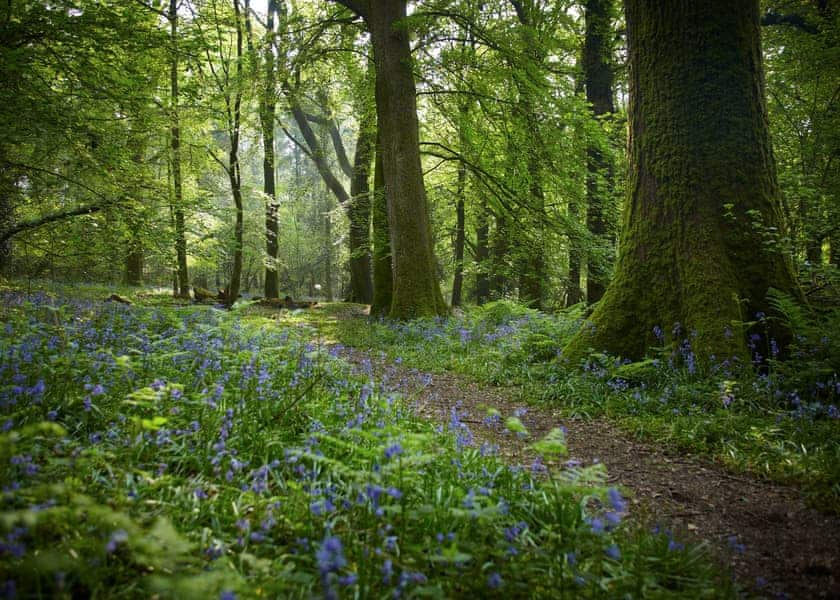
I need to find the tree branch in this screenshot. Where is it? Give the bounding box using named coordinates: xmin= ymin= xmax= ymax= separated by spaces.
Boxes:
xmin=761 ymin=11 xmax=819 ymax=34
xmin=0 ymin=201 xmax=115 ymax=244
xmin=330 ymin=0 xmax=366 ymax=19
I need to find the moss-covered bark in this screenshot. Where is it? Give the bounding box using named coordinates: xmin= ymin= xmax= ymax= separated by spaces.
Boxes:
xmin=347 ymin=103 xmax=374 ymax=305
xmin=368 ymin=0 xmax=447 ymax=318
xmin=371 ymin=136 xmax=392 ymax=316
xmin=565 ymin=0 xmax=800 ymax=362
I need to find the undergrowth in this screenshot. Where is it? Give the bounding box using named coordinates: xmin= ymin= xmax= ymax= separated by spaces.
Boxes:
xmin=0 ymin=287 xmax=733 ymax=598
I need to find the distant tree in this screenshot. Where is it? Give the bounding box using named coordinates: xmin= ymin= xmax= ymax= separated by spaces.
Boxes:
xmin=566 ymin=0 xmax=800 ymax=361
xmin=169 ymin=0 xmax=190 ymax=298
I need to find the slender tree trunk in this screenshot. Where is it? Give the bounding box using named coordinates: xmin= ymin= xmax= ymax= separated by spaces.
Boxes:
xmin=170 ymin=0 xmax=189 ymax=298
xmin=511 ymin=2 xmax=546 ymax=310
xmin=323 ymin=189 xmax=334 ymax=302
xmin=0 ymin=153 xmax=15 ymax=273
xmin=491 ymin=211 xmax=509 ymax=299
xmin=583 ymin=0 xmax=615 ymax=304
xmin=565 ymin=0 xmax=800 ymax=362
xmin=451 ymin=157 xmax=466 ymax=307
xmin=474 ymin=202 xmax=490 ymax=305
xmin=566 ymin=198 xmax=583 ymax=306
xmin=225 ymin=0 xmax=245 ymax=306
xmin=125 ymin=231 xmax=143 ymax=286
xmin=348 ymin=109 xmax=375 ymax=304
xmin=367 ymin=0 xmax=447 ymax=318
xmin=371 ymin=134 xmax=393 ymax=316
xmin=262 ymin=0 xmax=280 ymax=298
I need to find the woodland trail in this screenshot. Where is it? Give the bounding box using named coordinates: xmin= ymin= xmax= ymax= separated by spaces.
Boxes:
xmin=330 ymin=341 xmax=840 ymax=600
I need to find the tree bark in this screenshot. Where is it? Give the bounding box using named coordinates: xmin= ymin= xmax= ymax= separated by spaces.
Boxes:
xmin=491 ymin=211 xmax=509 ymax=299
xmin=474 ymin=202 xmax=490 ymax=305
xmin=262 ymin=0 xmax=280 ymax=299
xmin=511 ymin=1 xmax=546 ymax=310
xmin=451 ymin=155 xmax=466 ymax=307
xmin=565 ymin=0 xmax=800 ymax=362
xmin=170 ymin=0 xmax=189 ymax=299
xmin=583 ymin=0 xmax=615 ymax=304
xmin=371 ymin=133 xmax=393 ymax=316
xmin=366 ymin=0 xmax=447 ymax=318
xmin=348 ymin=107 xmax=375 ymax=304
xmin=125 ymin=229 xmax=143 ymax=286
xmin=225 ymin=0 xmax=245 ymax=306
xmin=566 ymin=198 xmax=583 ymax=306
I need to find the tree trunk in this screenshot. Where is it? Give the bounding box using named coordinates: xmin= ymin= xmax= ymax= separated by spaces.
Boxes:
xmin=323 ymin=189 xmax=334 ymax=302
xmin=225 ymin=0 xmax=245 ymax=307
xmin=583 ymin=0 xmax=615 ymax=304
xmin=367 ymin=0 xmax=447 ymax=318
xmin=347 ymin=101 xmax=375 ymax=304
xmin=170 ymin=0 xmax=189 ymax=299
xmin=511 ymin=2 xmax=546 ymax=310
xmin=125 ymin=230 xmax=143 ymax=286
xmin=566 ymin=197 xmax=583 ymax=306
xmin=451 ymin=154 xmax=466 ymax=307
xmin=474 ymin=202 xmax=490 ymax=305
xmin=0 ymin=154 xmax=16 ymax=272
xmin=262 ymin=0 xmax=280 ymax=299
xmin=565 ymin=0 xmax=800 ymax=362
xmin=491 ymin=211 xmax=509 ymax=299
xmin=371 ymin=134 xmax=393 ymax=316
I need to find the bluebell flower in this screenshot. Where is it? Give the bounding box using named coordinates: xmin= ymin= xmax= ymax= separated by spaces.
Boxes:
xmin=487 ymin=572 xmax=502 ymax=588
xmin=607 ymin=488 xmax=627 ymax=513
xmin=384 ymin=443 xmax=403 ymax=460
xmin=105 ymin=529 xmax=128 ymax=554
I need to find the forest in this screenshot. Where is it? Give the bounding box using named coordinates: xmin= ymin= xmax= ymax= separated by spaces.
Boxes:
xmin=0 ymin=0 xmax=839 ymax=598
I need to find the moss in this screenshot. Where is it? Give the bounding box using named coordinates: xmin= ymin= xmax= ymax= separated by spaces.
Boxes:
xmin=612 ymin=359 xmax=660 ymax=385
xmin=565 ymin=0 xmax=800 ymax=363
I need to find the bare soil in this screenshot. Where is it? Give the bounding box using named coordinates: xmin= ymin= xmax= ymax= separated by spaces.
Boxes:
xmin=336 ymin=344 xmax=840 ymax=600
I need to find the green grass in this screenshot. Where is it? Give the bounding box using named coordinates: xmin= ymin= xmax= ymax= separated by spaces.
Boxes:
xmin=0 ymin=286 xmax=735 ymax=598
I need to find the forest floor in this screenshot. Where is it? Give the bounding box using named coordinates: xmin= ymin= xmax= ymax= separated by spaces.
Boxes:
xmin=318 ymin=310 xmax=840 ymax=600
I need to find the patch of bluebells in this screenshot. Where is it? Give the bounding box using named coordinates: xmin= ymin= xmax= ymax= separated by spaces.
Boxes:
xmin=0 ymin=292 xmax=733 ymax=597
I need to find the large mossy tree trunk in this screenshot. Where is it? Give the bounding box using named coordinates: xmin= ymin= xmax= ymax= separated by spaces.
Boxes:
xmin=565 ymin=0 xmax=799 ymax=362
xmin=583 ymin=0 xmax=615 ymax=304
xmin=366 ymin=0 xmax=447 ymax=318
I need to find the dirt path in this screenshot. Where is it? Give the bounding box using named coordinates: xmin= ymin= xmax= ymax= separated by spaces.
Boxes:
xmin=335 ymin=344 xmax=840 ymax=600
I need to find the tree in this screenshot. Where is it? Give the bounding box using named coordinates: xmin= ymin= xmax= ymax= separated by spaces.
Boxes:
xmin=581 ymin=0 xmax=616 ymax=304
xmin=195 ymin=0 xmax=247 ymax=305
xmin=169 ymin=0 xmax=190 ymax=298
xmin=0 ymin=1 xmax=166 ymax=276
xmin=565 ymin=0 xmax=800 ymax=362
xmin=259 ymin=0 xmax=281 ymax=298
xmin=333 ymin=0 xmax=447 ymax=318
xmin=371 ymin=131 xmax=393 ymax=316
